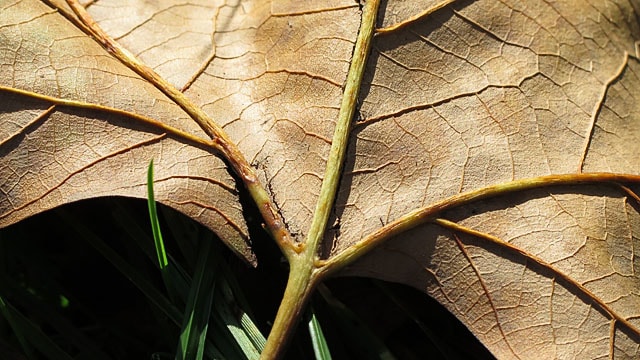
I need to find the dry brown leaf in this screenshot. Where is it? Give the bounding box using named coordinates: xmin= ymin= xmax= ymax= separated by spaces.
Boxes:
xmin=338 ymin=1 xmax=640 ymax=358
xmin=0 ymin=0 xmax=253 ymax=260
xmin=2 ymin=0 xmax=640 ymax=358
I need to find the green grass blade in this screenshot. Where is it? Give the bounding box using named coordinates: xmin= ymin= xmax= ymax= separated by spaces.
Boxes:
xmin=109 ymin=200 xmax=190 ymax=305
xmin=214 ymin=278 xmax=261 ymax=360
xmin=177 ymin=238 xmax=217 ymax=360
xmin=60 ymin=208 xmax=228 ymax=359
xmin=238 ymin=311 xmax=266 ymax=352
xmin=147 ymin=160 xmax=189 ymax=305
xmin=308 ymin=306 xmax=332 ymax=360
xmin=209 ymin=314 xmax=248 ymax=360
xmin=217 ymin=262 xmax=266 ymax=352
xmin=147 ymin=160 xmax=169 ymax=270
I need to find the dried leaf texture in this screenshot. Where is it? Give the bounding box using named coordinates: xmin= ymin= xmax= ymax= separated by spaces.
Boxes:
xmin=337 ymin=1 xmax=640 ymax=358
xmin=86 ymin=0 xmax=223 ymax=88
xmin=334 ymin=0 xmax=640 ymax=252
xmin=0 ymin=0 xmax=251 ymax=260
xmin=181 ymin=0 xmax=359 ymax=239
xmin=3 ymin=0 xmax=640 ymax=358
xmin=351 ymin=187 xmax=640 ymax=359
xmin=85 ymin=0 xmax=361 ymax=240
xmin=376 ymin=0 xmax=454 ymax=29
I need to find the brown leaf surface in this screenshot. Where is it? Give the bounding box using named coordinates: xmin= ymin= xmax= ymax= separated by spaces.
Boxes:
xmin=0 ymin=0 xmax=252 ymax=259
xmin=337 ymin=1 xmax=640 ymax=358
xmin=2 ymin=0 xmax=640 ymax=358
xmin=82 ymin=0 xmax=360 ymax=239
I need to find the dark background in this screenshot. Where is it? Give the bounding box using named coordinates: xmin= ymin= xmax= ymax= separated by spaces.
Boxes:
xmin=0 ymin=197 xmax=494 ymax=359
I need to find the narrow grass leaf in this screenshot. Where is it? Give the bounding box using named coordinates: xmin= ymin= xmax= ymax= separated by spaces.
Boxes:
xmin=148 ymin=160 xmax=188 ymax=305
xmin=109 ymin=202 xmax=226 ymax=359
xmin=109 ymin=200 xmax=190 ymax=305
xmin=147 ymin=160 xmax=169 ymax=269
xmin=209 ymin=315 xmax=249 ymax=360
xmin=177 ymin=238 xmax=217 ymax=360
xmin=218 ymin=262 xmax=266 ymax=351
xmin=60 ymin=208 xmax=228 ymax=359
xmin=239 ymin=311 xmax=266 ymax=352
xmin=214 ymin=278 xmax=261 ymax=359
xmin=308 ymin=306 xmax=332 ymax=360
